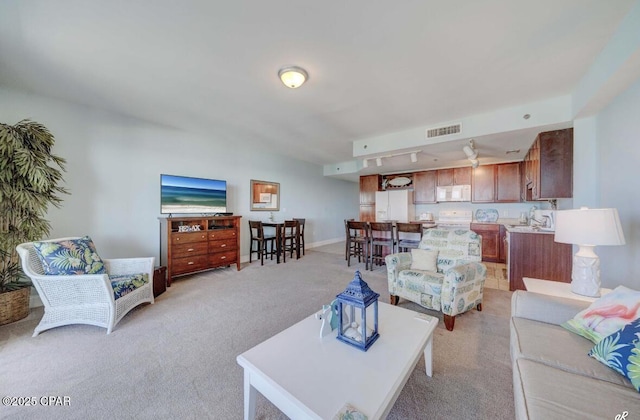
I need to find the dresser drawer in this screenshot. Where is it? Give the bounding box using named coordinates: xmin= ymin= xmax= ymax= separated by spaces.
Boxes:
xmin=171 ymin=255 xmax=209 ymax=275
xmin=209 ymin=251 xmax=236 ymax=266
xmin=171 ymin=232 xmax=208 ymax=245
xmin=209 ymin=238 xmax=237 ymax=253
xmin=172 ymin=242 xmax=209 ymax=258
xmin=208 ymin=229 xmax=237 ymax=241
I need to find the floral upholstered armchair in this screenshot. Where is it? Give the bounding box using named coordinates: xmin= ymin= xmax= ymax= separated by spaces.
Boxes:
xmin=385 ymin=229 xmax=486 ymax=331
xmin=16 ymin=236 xmax=154 ymax=336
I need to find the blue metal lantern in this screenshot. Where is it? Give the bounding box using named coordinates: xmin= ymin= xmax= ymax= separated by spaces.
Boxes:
xmin=336 ymin=270 xmax=380 ymax=351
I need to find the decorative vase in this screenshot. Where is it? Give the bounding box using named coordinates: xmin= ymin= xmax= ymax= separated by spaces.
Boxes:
xmin=0 ymin=287 xmax=30 ymax=325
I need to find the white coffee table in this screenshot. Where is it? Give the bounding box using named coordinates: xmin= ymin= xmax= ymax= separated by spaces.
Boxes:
xmin=236 ymin=302 xmax=438 ymax=420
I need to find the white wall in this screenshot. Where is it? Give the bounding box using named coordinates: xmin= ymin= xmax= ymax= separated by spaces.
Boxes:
xmin=0 ymin=88 xmax=358 ymax=263
xmin=592 ymin=77 xmax=640 ymax=288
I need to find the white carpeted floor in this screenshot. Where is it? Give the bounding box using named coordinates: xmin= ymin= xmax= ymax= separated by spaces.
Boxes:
xmin=0 ymin=242 xmax=515 ymax=419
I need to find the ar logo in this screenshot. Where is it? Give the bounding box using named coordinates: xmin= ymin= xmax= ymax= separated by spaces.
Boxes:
xmin=615 ymin=411 xmax=628 ymax=420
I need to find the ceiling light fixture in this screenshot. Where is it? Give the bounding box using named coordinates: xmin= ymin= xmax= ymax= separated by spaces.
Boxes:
xmin=278 ymin=66 xmax=308 ymax=88
xmin=463 ymin=140 xmax=479 ymax=167
xmin=359 ymin=150 xmax=422 ymax=171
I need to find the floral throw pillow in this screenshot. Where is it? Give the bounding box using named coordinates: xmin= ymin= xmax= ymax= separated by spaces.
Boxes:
xmin=561 ymin=285 xmax=640 ymax=343
xmin=589 ymin=318 xmax=640 ymax=392
xmin=33 ymin=236 xmax=107 ymax=275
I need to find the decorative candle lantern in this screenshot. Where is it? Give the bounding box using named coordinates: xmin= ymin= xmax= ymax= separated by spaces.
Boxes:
xmin=336 ymin=270 xmax=380 ymax=351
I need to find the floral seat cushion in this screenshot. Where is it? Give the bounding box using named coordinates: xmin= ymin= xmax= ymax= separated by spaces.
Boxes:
xmin=109 ymin=273 xmax=149 ymax=300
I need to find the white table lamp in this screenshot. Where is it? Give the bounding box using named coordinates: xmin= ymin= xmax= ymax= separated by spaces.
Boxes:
xmin=554 ymin=207 xmax=625 ymax=297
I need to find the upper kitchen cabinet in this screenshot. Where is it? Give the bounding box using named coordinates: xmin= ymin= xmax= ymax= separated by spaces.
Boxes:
xmin=495 ymin=162 xmax=521 ymax=202
xmin=359 ymin=175 xmax=381 ymax=204
xmin=471 ymin=165 xmax=496 ymax=203
xmin=437 ymin=167 xmax=471 ymax=186
xmin=413 ymin=171 xmax=437 ymax=204
xmin=523 ymin=128 xmax=573 ymax=200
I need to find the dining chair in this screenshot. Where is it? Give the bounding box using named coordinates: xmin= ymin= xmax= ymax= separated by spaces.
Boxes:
xmin=282 ymin=220 xmax=300 ymax=262
xmin=369 ymin=222 xmax=396 ymax=270
xmin=293 ymin=218 xmax=306 ymax=256
xmin=344 ymin=218 xmax=355 ymax=261
xmin=346 ymin=220 xmax=371 ymax=271
xmin=248 ymin=221 xmax=276 ymax=265
xmin=395 ymin=222 xmax=424 ymax=252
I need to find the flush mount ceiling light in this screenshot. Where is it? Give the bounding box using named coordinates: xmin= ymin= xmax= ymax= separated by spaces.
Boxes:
xmin=278 ymin=66 xmax=308 ymax=88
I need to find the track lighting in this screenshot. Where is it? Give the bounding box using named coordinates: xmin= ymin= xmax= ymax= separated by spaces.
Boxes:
xmin=359 ymin=150 xmax=421 ymax=171
xmin=410 ymin=152 xmax=418 ymax=163
xmin=362 ymin=159 xmax=368 ymax=168
xmin=376 ymin=157 xmax=383 ymax=167
xmin=463 ymin=140 xmax=479 ymax=167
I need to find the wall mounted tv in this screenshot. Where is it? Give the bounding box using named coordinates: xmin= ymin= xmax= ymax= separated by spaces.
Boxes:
xmin=160 ymin=174 xmax=227 ymax=215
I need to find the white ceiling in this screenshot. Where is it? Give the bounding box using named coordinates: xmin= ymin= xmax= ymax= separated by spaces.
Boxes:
xmin=0 ymin=1 xmax=636 ymax=181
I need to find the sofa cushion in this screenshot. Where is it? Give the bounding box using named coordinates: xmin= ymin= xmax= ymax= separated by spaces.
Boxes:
xmin=33 ymin=236 xmax=107 ymax=275
xmin=109 ymin=273 xmax=149 ymax=300
xmin=511 ymin=317 xmax=632 ymax=388
xmin=514 ymin=358 xmax=640 ymax=420
xmin=410 ymin=248 xmax=438 ymax=271
xmin=589 ymin=318 xmax=640 ymax=392
xmin=562 ymin=285 xmax=640 ymax=343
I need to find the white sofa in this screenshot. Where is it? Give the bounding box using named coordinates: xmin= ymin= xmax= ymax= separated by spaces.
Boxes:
xmin=510 ymin=291 xmax=640 ymax=419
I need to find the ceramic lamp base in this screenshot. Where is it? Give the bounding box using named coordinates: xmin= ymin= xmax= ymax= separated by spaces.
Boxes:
xmin=570 ymin=253 xmax=601 ymax=297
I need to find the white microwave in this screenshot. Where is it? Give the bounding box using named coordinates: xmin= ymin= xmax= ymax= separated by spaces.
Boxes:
xmin=436 ymin=185 xmax=471 ymax=202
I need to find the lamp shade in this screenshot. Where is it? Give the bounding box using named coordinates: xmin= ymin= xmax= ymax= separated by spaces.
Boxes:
xmin=555 ymin=208 xmax=625 ymax=246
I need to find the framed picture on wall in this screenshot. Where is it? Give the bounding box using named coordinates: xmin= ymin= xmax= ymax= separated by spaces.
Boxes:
xmin=250 ymin=180 xmax=280 ymax=211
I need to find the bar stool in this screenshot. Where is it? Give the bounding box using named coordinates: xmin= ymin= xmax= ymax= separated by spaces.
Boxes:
xmin=293 ymin=218 xmax=306 ymax=256
xmin=369 ymin=222 xmax=396 ymax=270
xmin=248 ymin=220 xmax=276 ymax=265
xmin=346 ymin=220 xmax=371 ymax=271
xmin=282 ymin=220 xmax=300 ymax=262
xmin=396 ymin=222 xmax=424 ymax=252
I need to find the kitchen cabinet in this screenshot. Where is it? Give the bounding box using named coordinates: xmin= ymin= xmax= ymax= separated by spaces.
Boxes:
xmin=508 ymin=231 xmax=572 ymax=291
xmin=359 ymin=175 xmax=381 ymax=204
xmin=437 ymin=167 xmax=471 ymax=186
xmin=470 ymin=223 xmax=500 ymax=262
xmin=498 ymin=225 xmax=507 ymax=263
xmin=523 ymin=128 xmax=573 ymax=200
xmin=495 ymin=162 xmax=521 ymax=202
xmin=359 ymin=175 xmax=381 ymax=221
xmin=471 ymin=165 xmax=496 ymax=203
xmin=413 ymin=170 xmax=437 ymax=203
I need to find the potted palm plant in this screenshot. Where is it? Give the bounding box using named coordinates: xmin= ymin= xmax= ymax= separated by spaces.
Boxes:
xmin=0 ymin=120 xmax=68 ymax=325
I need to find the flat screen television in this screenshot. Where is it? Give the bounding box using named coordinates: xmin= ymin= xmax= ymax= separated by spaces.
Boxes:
xmin=160 ymin=174 xmax=227 ymax=215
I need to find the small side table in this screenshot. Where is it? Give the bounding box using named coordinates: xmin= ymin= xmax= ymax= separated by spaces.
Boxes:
xmin=523 ymin=277 xmax=611 ymax=303
xmin=153 ymin=266 xmax=167 ymax=298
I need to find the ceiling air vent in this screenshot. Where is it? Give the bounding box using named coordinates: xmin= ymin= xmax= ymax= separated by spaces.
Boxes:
xmin=426 ymin=123 xmax=462 ymax=139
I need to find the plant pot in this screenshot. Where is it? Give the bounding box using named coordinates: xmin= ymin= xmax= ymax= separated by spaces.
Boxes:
xmin=0 ymin=287 xmax=30 ymax=325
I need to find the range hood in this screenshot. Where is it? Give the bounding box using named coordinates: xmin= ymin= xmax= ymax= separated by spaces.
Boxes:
xmin=436 ymin=185 xmax=471 ymax=202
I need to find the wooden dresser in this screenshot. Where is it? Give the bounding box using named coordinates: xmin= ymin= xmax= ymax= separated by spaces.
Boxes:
xmin=159 ymin=215 xmax=241 ymax=284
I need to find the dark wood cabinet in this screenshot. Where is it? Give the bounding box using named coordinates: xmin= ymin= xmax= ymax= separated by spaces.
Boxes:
xmin=470 ymin=223 xmax=500 ymax=262
xmin=437 ymin=167 xmax=471 ymax=186
xmin=413 ymin=171 xmax=437 ymax=203
xmin=471 ymin=165 xmax=496 ymax=203
xmin=508 ymin=231 xmax=572 ymax=291
xmin=496 ymin=162 xmax=521 ymax=202
xmin=160 ymin=215 xmax=241 ymax=284
xmin=359 ymin=175 xmax=381 ymax=221
xmin=498 ymin=225 xmax=507 ymax=263
xmin=523 ymin=128 xmax=573 ymax=200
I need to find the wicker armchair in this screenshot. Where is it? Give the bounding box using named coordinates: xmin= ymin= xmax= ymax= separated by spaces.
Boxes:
xmin=16 ymin=237 xmax=154 ymax=336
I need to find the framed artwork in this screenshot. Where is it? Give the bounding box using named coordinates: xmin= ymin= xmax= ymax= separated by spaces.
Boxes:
xmin=250 ymin=180 xmax=280 ymax=211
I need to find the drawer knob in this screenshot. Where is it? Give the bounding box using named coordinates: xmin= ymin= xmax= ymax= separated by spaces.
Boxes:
xmin=188 ymin=248 xmax=194 ymax=252
xmin=188 ymin=261 xmax=194 ymax=265
xmin=220 ymin=256 xmax=226 ymax=259
xmin=221 ymin=244 xmax=226 ymax=247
